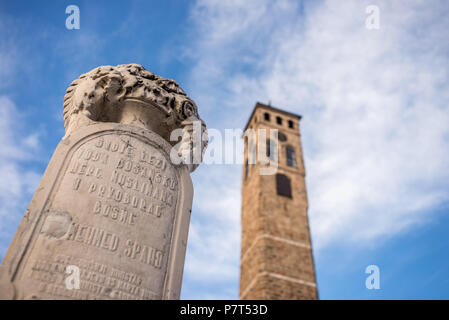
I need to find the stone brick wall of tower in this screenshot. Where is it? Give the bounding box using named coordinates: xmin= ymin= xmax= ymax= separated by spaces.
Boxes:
xmin=240 ymin=105 xmax=318 ymax=300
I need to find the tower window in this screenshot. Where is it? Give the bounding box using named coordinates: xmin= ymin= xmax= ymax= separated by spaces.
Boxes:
xmin=266 ymin=139 xmax=271 ymax=158
xmin=276 ymin=116 xmax=283 ymax=125
xmin=278 ymin=131 xmax=287 ymax=142
xmin=245 ymin=159 xmax=249 ymax=179
xmin=286 ymin=146 xmax=297 ymax=167
xmin=266 ymin=139 xmax=276 ymax=161
xmin=288 ymin=120 xmax=294 ymax=129
xmin=264 ymin=113 xmax=270 ymax=121
xmin=276 ymin=174 xmax=292 ymax=198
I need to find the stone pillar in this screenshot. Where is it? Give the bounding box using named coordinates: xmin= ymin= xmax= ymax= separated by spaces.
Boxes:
xmin=0 ymin=64 xmax=207 ymax=300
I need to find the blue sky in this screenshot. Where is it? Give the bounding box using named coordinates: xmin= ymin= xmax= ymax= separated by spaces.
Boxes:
xmin=0 ymin=0 xmax=449 ymax=299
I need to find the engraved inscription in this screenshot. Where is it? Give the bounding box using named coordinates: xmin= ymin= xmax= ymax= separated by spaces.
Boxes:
xmin=30 ymin=254 xmax=158 ymax=300
xmin=66 ymin=222 xmax=120 ymax=252
xmin=123 ymin=239 xmax=163 ymax=269
xmin=93 ymin=201 xmax=137 ymax=225
xmin=20 ymin=132 xmax=180 ymax=299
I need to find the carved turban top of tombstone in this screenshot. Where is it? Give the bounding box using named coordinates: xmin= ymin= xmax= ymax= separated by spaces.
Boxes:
xmin=63 ymin=64 xmax=202 ymax=134
xmin=62 ymin=64 xmax=207 ymax=171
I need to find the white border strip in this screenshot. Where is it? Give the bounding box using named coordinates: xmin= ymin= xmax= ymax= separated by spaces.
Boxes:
xmin=240 ymin=234 xmax=311 ymax=265
xmin=240 ymin=271 xmax=316 ymax=299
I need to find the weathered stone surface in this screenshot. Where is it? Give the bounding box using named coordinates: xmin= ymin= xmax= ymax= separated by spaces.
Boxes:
xmin=62 ymin=63 xmax=207 ymax=172
xmin=1 ymin=64 xmax=206 ymax=300
xmin=0 ymin=266 xmax=16 ymax=299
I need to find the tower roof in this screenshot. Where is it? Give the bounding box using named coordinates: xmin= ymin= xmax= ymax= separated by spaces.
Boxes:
xmin=243 ymin=102 xmax=302 ymax=131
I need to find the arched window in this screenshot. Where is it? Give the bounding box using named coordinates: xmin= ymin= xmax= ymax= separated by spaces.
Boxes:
xmin=286 ymin=146 xmax=297 ymax=167
xmin=264 ymin=112 xmax=270 ymax=121
xmin=288 ymin=120 xmax=294 ymax=129
xmin=266 ymin=139 xmax=277 ymax=161
xmin=266 ymin=139 xmax=271 ymax=158
xmin=276 ymin=116 xmax=283 ymax=125
xmin=245 ymin=159 xmax=249 ymax=179
xmin=278 ymin=131 xmax=287 ymax=142
xmin=276 ymin=174 xmax=292 ymax=198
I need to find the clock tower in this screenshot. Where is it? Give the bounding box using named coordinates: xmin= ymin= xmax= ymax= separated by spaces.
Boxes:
xmin=240 ymin=102 xmax=318 ymax=300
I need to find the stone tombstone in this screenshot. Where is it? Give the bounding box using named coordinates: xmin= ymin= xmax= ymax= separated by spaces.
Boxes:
xmin=0 ymin=64 xmax=207 ymax=300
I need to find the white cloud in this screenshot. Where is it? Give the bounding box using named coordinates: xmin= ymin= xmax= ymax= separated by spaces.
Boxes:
xmin=182 ymin=165 xmax=241 ymax=299
xmin=0 ymin=96 xmax=41 ymax=257
xmin=181 ymin=0 xmax=449 ymax=296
